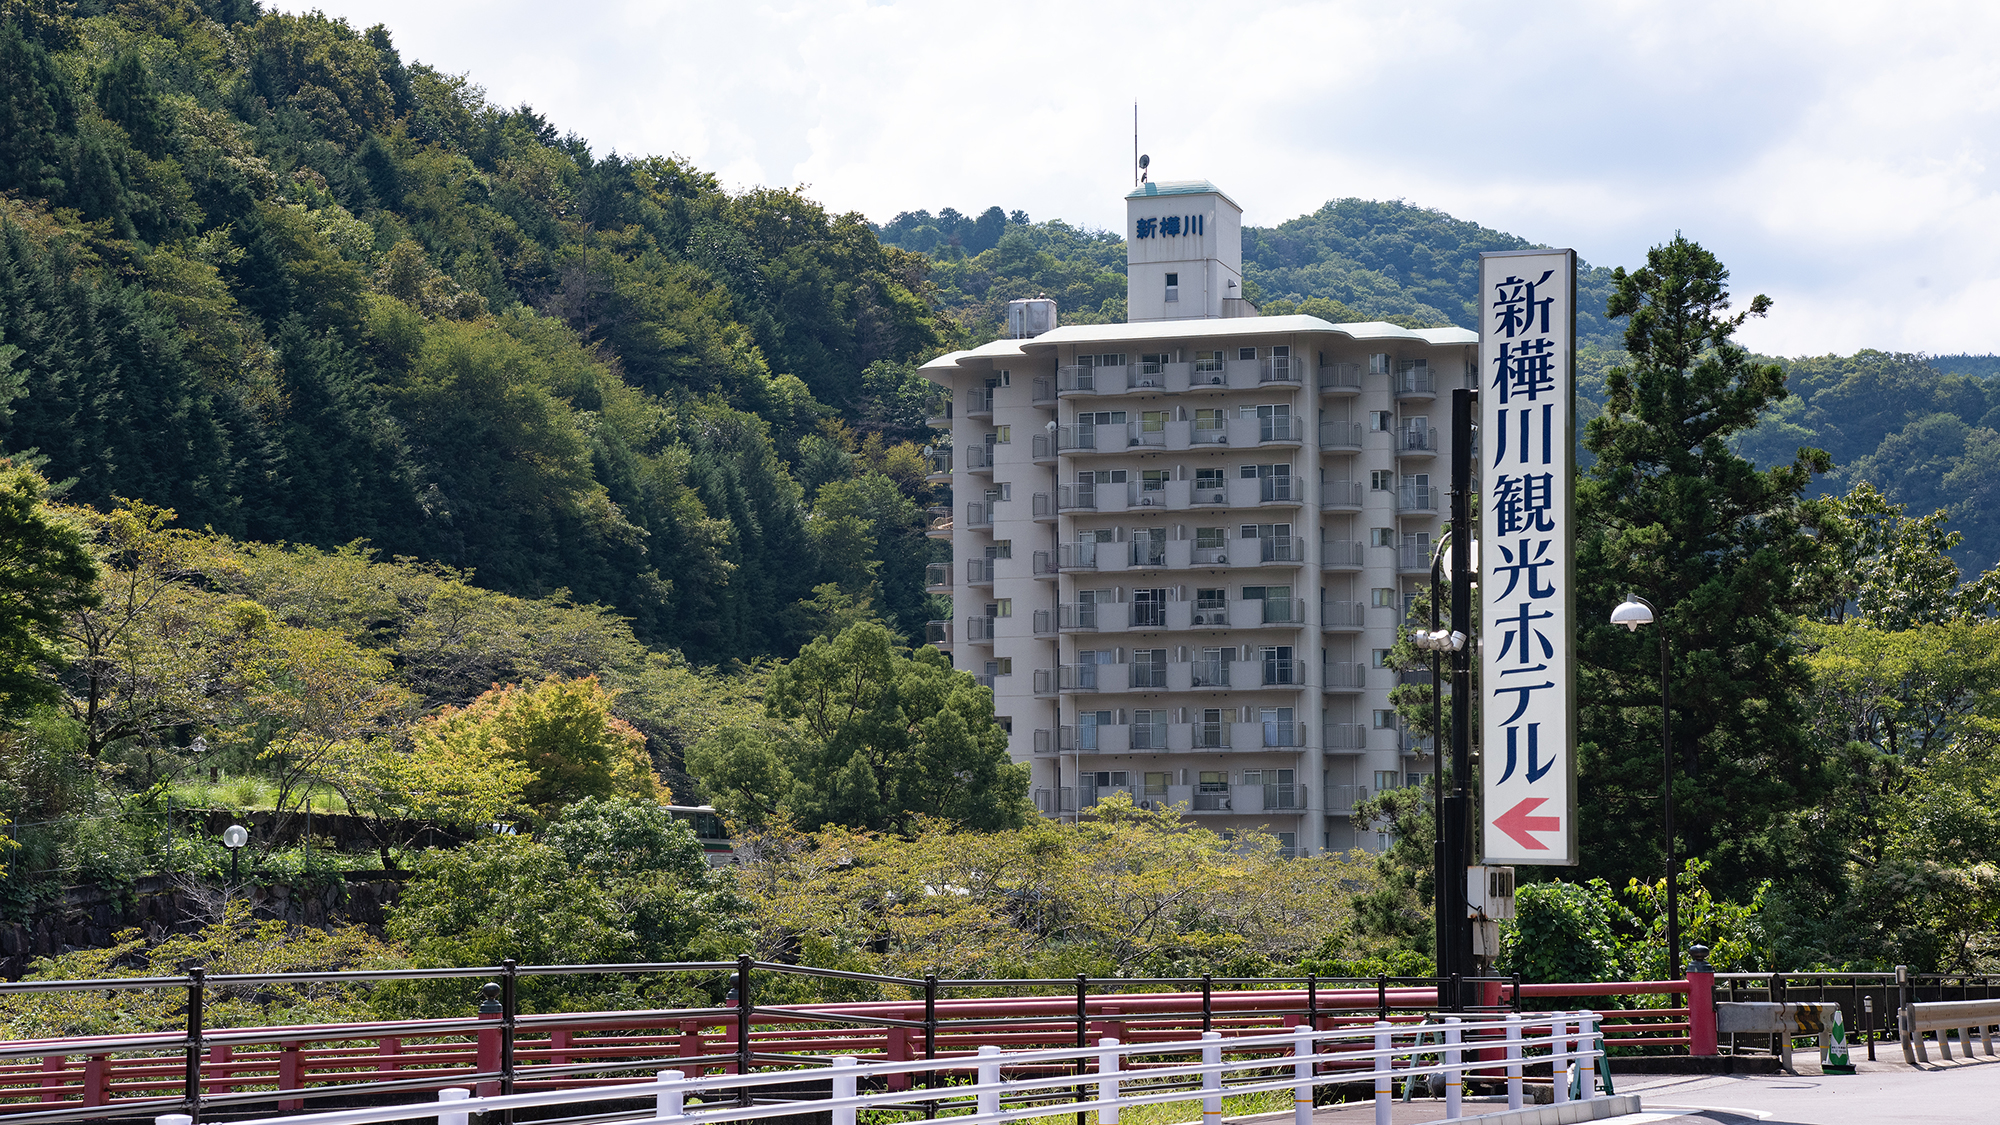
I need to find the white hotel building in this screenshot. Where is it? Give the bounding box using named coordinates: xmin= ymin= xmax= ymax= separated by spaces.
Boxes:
xmin=919 ymin=180 xmax=1474 ymax=855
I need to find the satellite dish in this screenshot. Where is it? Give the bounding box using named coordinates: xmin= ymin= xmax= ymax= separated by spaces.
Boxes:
xmin=1138 ymin=154 xmax=1150 ymax=170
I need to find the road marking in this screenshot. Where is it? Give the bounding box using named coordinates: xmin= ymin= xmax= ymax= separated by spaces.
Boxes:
xmin=1641 ymin=1105 xmax=1774 ymax=1121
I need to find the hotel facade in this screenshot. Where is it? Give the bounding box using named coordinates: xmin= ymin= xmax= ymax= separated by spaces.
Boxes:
xmin=920 ymin=180 xmax=1475 ymax=855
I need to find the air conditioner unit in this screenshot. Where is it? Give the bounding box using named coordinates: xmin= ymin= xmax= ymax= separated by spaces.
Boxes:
xmin=1216 ymin=435 xmax=1227 ymax=444
xmin=1209 ymin=375 xmax=1224 ymax=385
xmin=1141 ymin=497 xmax=1157 ymax=506
xmin=1214 ymin=555 xmax=1227 ymax=565
xmin=1217 ymin=797 xmax=1232 ymax=810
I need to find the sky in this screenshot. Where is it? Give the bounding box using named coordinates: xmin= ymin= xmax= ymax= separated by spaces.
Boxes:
xmin=280 ymin=0 xmax=2000 ymax=357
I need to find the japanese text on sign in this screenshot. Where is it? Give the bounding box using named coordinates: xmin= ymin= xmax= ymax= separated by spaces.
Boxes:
xmin=1479 ymin=249 xmax=1577 ymax=866
xmin=1133 ymin=214 xmax=1204 ymax=239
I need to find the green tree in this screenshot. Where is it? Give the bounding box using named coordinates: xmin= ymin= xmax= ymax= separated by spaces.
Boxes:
xmin=1576 ymin=235 xmax=1833 ymax=900
xmin=414 ymin=677 xmax=663 ymax=814
xmin=0 ymin=461 xmax=97 ymax=720
xmin=689 ymin=621 xmax=1027 ymax=832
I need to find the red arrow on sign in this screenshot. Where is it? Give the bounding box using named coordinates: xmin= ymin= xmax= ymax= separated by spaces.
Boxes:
xmin=1494 ymin=797 xmax=1561 ymax=851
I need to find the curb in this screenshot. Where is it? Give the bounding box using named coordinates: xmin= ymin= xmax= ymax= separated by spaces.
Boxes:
xmin=1462 ymin=1094 xmax=1643 ymax=1123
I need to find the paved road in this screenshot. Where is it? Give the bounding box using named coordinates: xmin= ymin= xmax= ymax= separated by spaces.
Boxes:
xmin=1608 ymin=1054 xmax=2000 ymax=1124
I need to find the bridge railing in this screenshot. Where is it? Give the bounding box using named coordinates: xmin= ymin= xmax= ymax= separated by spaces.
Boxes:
xmin=0 ymin=958 xmax=1691 ymax=1122
xmin=145 ymin=1013 xmax=1622 ymax=1125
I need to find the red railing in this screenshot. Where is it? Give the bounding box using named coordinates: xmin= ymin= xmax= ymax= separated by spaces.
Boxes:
xmin=0 ymin=964 xmax=1712 ymax=1122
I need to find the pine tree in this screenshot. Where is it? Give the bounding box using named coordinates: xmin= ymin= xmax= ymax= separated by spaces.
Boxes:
xmin=1574 ymin=235 xmax=1834 ymax=899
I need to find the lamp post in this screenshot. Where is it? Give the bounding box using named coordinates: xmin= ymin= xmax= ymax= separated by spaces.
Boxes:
xmin=1611 ymin=593 xmax=1679 ymax=979
xmin=222 ymin=823 xmax=248 ymax=884
xmin=1413 ymin=538 xmax=1471 ymax=986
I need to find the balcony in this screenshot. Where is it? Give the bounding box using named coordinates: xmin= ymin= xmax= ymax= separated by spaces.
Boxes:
xmin=1191 ymin=420 xmax=1228 ymax=446
xmin=1325 ymin=661 xmax=1366 ymax=692
xmin=1319 ymin=420 xmax=1363 ymax=452
xmin=1130 ymin=542 xmax=1168 ymax=569
xmin=1325 ymin=784 xmax=1367 ymax=814
xmin=1031 ymin=375 xmax=1056 ymax=405
xmin=924 ymin=449 xmax=952 ymax=482
xmin=1398 ymin=484 xmax=1438 ymax=513
xmin=1263 ymin=783 xmax=1308 ymax=810
xmin=1192 ymin=485 xmax=1228 ymax=506
xmin=1055 ymin=423 xmax=1104 ymax=453
xmin=965 ymin=389 xmax=994 ymax=418
xmin=1190 ymin=660 xmax=1230 ymax=689
xmin=1192 ymin=789 xmax=1232 ymax=812
xmin=1032 ymin=492 xmax=1055 ymax=521
xmin=966 ymin=557 xmax=997 ymax=585
xmin=1262 ymin=660 xmax=1299 ymax=687
xmin=1193 ymin=721 xmax=1230 ymax=749
xmin=1319 ymin=362 xmax=1362 ymax=394
xmin=1259 ymin=536 xmax=1307 ymax=564
xmin=965 ymin=614 xmax=996 ymax=642
xmin=1260 ymin=356 xmax=1302 ymax=385
xmin=1394 ymin=364 xmax=1435 ymax=399
xmin=1126 ymin=421 xmax=1168 ymax=449
xmin=925 ymin=620 xmax=953 ymax=646
xmin=1058 ymin=365 xmax=1122 ymax=394
xmin=1126 ymin=358 xmax=1170 ymax=391
xmin=924 ymin=396 xmax=952 ymax=429
xmin=1033 ymin=668 xmax=1057 ymax=696
xmin=973 ymin=673 xmax=995 ymax=689
xmin=1321 ymin=480 xmax=1364 ymax=510
xmin=964 ymin=444 xmax=995 ymax=473
xmin=1128 ymin=601 xmax=1169 ymax=629
xmin=1032 ymin=609 xmax=1053 ymax=635
xmin=1261 ymin=721 xmax=1306 ymax=748
xmin=1259 ymin=477 xmax=1300 ymax=505
xmin=1322 ymin=600 xmax=1365 ymax=630
xmin=964 ymin=502 xmax=994 ymax=529
xmin=925 ymin=514 xmax=953 ymax=539
xmin=1323 ymin=539 xmax=1364 ymax=569
xmin=1398 ymin=545 xmax=1433 ymax=574
xmin=1031 ymin=433 xmax=1055 ymax=463
xmin=1058 ymin=603 xmax=1101 ymax=631
xmin=1191 ymin=361 xmax=1229 ymax=388
xmin=1059 ymin=542 xmax=1100 ymax=570
xmin=1058 ymin=485 xmax=1096 ymax=511
xmin=1128 ymin=482 xmax=1170 ymax=510
xmin=1398 ymin=429 xmax=1436 ymax=457
xmin=1128 ymin=661 xmax=1169 ymax=689
xmin=924 ymin=562 xmax=952 ymax=593
xmin=1258 ymin=597 xmax=1307 ymax=625
xmin=1128 ymin=721 xmax=1169 ymax=751
xmin=1325 ymin=723 xmax=1367 ymax=751
xmin=1032 ymin=549 xmax=1059 ymax=578
xmin=1258 ymin=416 xmax=1304 ymax=444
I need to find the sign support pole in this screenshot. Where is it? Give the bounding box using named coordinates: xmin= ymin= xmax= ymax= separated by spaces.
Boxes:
xmin=1444 ymin=387 xmax=1476 ymax=1005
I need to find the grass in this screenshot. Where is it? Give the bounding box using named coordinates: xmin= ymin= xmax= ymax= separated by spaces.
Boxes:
xmin=162 ymin=775 xmax=342 ymax=813
xmin=858 ymin=1085 xmax=1296 ymax=1125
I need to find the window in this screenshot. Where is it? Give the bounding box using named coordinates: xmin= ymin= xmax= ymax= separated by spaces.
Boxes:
xmin=995 ymin=599 xmax=1012 ymax=618
xmin=1195 ymin=466 xmax=1226 ymax=489
xmin=1164 ymin=272 xmax=1179 ymax=303
xmin=998 ymin=370 xmax=1011 ymax=386
xmin=988 ymin=540 xmax=1012 ymax=559
xmin=1194 ymin=408 xmax=1225 ymax=432
xmin=1407 ymin=772 xmax=1427 ymax=788
xmin=1130 ymin=648 xmax=1166 ymax=688
xmin=1277 ymin=831 xmax=1296 ymax=854
xmin=1374 ymin=770 xmax=1399 ymax=793
xmin=1194 ymin=351 xmax=1224 ymax=373
xmin=1198 ymin=771 xmax=1228 ymax=793
xmin=1139 ymin=353 xmax=1169 ymax=372
xmin=1372 ymin=649 xmax=1392 ymax=667
xmin=996 ymin=658 xmax=1013 ymax=675
xmin=1238 ymin=347 xmax=1257 ymax=361
xmin=994 ymin=425 xmax=1010 ymax=443
xmin=1371 ymin=527 xmax=1396 ymax=547
xmin=1271 ymin=345 xmax=1289 ymax=358
xmin=1370 ymin=469 xmax=1394 ymax=491
xmin=1195 ymin=527 xmax=1228 ymax=549
xmin=998 ymin=715 xmax=1012 ymax=732
xmin=1141 ymin=469 xmax=1169 ymax=492
xmin=1144 ymin=772 xmax=1169 ymax=798
xmin=1370 ymin=410 xmax=1394 ymax=431
xmin=1195 ymin=587 xmax=1226 ymax=609
xmin=1077 ymin=410 xmax=1128 ymax=426
xmin=1077 ymin=353 xmax=1128 ymax=368
xmin=1371 ymin=588 xmax=1396 ymax=607
xmin=1374 ymin=709 xmax=1398 ymax=728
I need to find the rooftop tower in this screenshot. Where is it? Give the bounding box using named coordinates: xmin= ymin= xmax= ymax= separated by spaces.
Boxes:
xmin=1125 ymin=180 xmax=1248 ymax=322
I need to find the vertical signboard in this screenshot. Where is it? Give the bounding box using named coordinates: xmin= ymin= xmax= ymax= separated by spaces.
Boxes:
xmin=1479 ymin=249 xmax=1577 ymax=866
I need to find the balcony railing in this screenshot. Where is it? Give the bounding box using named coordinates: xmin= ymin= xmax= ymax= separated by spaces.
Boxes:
xmin=1399 ymin=429 xmax=1436 ymax=455
xmin=925 ymin=620 xmax=953 ymax=645
xmin=1262 ymin=722 xmax=1305 ymax=748
xmin=1131 ymin=542 xmax=1167 ymax=568
xmin=965 ymin=502 xmax=993 ymax=528
xmin=1322 ymin=480 xmax=1364 ymax=509
xmin=1129 ymin=601 xmax=1168 ymax=629
xmin=924 ymin=450 xmax=952 ymax=477
xmin=1263 ymin=660 xmax=1298 ymax=686
xmin=1260 ymin=357 xmax=1300 ymax=384
xmin=1057 ymin=664 xmax=1102 ymax=691
xmin=1325 ymin=661 xmax=1366 ymax=690
xmin=965 ymin=389 xmax=993 ymax=416
xmin=1032 ymin=492 xmax=1054 ymax=520
xmin=1259 ymin=536 xmax=1307 ymax=563
xmin=1032 ymin=549 xmax=1059 ymax=576
xmin=1325 ymin=784 xmax=1366 ymax=813
xmin=973 ymin=673 xmax=995 ymax=689
xmin=1128 ymin=482 xmax=1169 ymax=509
xmin=1031 ymin=375 xmax=1056 ymax=405
xmin=1323 ymin=600 xmax=1365 ymax=629
xmin=1129 ymin=721 xmax=1168 ymax=750
xmin=1126 ymin=422 xmax=1167 ymax=449
xmin=924 ymin=396 xmax=952 ymax=427
xmin=1192 ymin=486 xmax=1227 ymax=505
xmin=1323 ymin=539 xmax=1363 ymax=568
xmin=1058 ymin=485 xmax=1096 ymax=511
xmin=1259 ymin=477 xmax=1298 ymax=503
xmin=1319 ymin=420 xmax=1363 ymax=450
xmin=966 ymin=557 xmax=996 ymax=583
xmin=1325 ymin=722 xmax=1367 ymax=750
xmin=1398 ymin=545 xmax=1433 ymax=573
xmin=1129 ymin=662 xmax=1168 ymax=689
xmin=1058 ymin=603 xmax=1099 ymax=630
xmin=1192 ymin=421 xmax=1228 ymax=445
xmin=965 ymin=614 xmax=996 ymax=641
xmin=1031 ymin=433 xmax=1054 ymax=461
xmin=925 ymin=562 xmax=951 ymax=589
xmin=1057 ymin=365 xmax=1109 ymax=393
xmin=965 ymin=444 xmax=995 ymax=471
xmin=1061 ymin=542 xmax=1100 ymax=570
xmin=1033 ymin=668 xmax=1056 ymax=695
xmin=1191 ymin=661 xmax=1230 ymax=688
xmin=1192 ymin=790 xmax=1232 ymax=812
xmin=1398 ymin=484 xmax=1438 ymax=512
xmin=1034 ymin=728 xmax=1055 ymax=755
xmin=1055 ymin=424 xmax=1101 ymax=452
xmin=1260 ymin=596 xmax=1307 ymax=624
xmin=1394 ymin=364 xmax=1434 ymax=397
xmin=1194 ymin=721 xmax=1230 ymax=748
xmin=1258 ymin=416 xmax=1302 ymax=443
xmin=1192 ymin=545 xmax=1234 ymax=566
xmin=1263 ymin=782 xmax=1308 ymax=809
xmin=1032 ymin=609 xmax=1053 ymax=635
xmin=1319 ymin=362 xmax=1362 ymax=392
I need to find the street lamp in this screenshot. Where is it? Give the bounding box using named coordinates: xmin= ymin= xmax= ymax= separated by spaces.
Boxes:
xmin=1411 ymin=535 xmax=1473 ymax=983
xmin=222 ymin=823 xmax=249 ymax=883
xmin=1612 ymin=593 xmax=1680 ymax=980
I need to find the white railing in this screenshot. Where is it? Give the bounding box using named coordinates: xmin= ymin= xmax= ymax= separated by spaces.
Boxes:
xmin=190 ymin=1015 xmax=1619 ymax=1125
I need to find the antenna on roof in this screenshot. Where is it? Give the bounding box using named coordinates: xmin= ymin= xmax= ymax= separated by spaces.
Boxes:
xmin=1133 ymin=103 xmax=1139 ymax=186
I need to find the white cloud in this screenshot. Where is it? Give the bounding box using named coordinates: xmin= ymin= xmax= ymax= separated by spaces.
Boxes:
xmin=282 ymin=0 xmax=2000 ymax=354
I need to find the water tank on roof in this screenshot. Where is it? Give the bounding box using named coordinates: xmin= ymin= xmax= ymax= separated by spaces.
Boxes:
xmin=1007 ymin=297 xmax=1057 ymax=338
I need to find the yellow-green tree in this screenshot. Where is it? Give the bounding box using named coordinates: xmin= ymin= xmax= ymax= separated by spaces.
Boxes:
xmin=417 ymin=677 xmax=664 ymax=814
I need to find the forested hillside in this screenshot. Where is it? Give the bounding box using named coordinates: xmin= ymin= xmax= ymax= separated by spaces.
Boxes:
xmin=0 ymin=1 xmax=950 ymax=665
